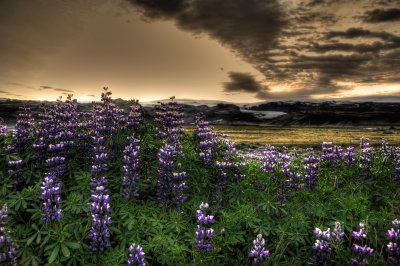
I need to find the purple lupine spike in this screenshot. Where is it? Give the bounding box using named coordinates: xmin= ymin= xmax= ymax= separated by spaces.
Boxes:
xmin=351 ymin=223 xmax=374 ymax=265
xmin=249 ymin=234 xmax=270 ymax=266
xmin=195 ymin=202 xmax=215 ymax=252
xmin=312 ymin=227 xmax=332 ymax=265
xmin=394 ymin=148 xmax=400 ymax=182
xmin=332 ymin=222 xmax=344 ymax=243
xmin=40 ymin=172 xmax=63 ymax=222
xmin=381 ymin=138 xmax=391 ymax=156
xmin=127 ymin=243 xmax=146 ymax=266
xmin=194 ymin=113 xmax=218 ymax=166
xmin=0 ymin=204 xmax=17 ymax=266
xmin=321 ymin=141 xmax=337 ymax=163
xmin=0 ymin=118 xmax=7 ymax=137
xmin=386 ymin=219 xmax=400 ymax=265
xmin=127 ymin=100 xmax=143 ymax=131
xmin=156 ymin=144 xmax=187 ymax=206
xmin=304 ymin=148 xmax=319 ymax=189
xmin=89 ymin=185 xmax=112 ymax=252
xmin=122 ymin=137 xmax=141 ymax=198
xmin=155 ymin=100 xmax=184 ymax=144
xmin=359 ymin=137 xmax=373 ymax=173
xmin=343 ymin=146 xmax=356 ymax=166
xmin=12 ymin=106 xmax=35 ymax=154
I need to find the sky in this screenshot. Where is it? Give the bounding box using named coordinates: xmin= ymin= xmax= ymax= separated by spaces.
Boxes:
xmin=0 ymin=0 xmax=399 ymax=103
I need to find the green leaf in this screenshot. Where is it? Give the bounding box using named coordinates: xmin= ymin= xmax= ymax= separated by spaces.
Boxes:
xmin=65 ymin=242 xmax=81 ymax=249
xmin=26 ymin=233 xmax=37 ymax=245
xmin=48 ymin=244 xmax=60 ymax=264
xmin=61 ymin=244 xmax=70 ymax=257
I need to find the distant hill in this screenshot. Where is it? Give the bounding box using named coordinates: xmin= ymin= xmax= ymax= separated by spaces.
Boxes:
xmin=1 ymin=98 xmax=400 ymax=128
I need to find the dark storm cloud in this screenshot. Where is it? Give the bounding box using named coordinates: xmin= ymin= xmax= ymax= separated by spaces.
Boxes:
xmin=325 ymin=28 xmax=397 ymax=40
xmin=127 ymin=0 xmax=283 ymax=73
xmin=223 ymin=72 xmax=266 ymax=94
xmin=362 ymin=8 xmax=400 ymax=22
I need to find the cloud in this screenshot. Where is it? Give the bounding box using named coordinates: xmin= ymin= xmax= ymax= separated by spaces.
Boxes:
xmin=362 ymin=8 xmax=400 ymax=22
xmin=223 ymin=72 xmax=267 ymax=96
xmin=127 ymin=0 xmax=284 ymax=73
xmin=40 ymin=86 xmax=75 ymax=93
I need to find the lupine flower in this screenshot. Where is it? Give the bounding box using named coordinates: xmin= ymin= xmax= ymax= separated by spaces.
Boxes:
xmin=249 ymin=234 xmax=270 ymax=266
xmin=127 ymin=243 xmax=146 ymax=266
xmin=386 ymin=219 xmax=400 ymax=265
xmin=11 ymin=106 xmax=34 ymax=154
xmin=332 ymin=222 xmax=344 ymax=243
xmin=359 ymin=137 xmax=373 ymax=173
xmin=0 ymin=204 xmax=17 ymax=266
xmin=127 ymin=100 xmax=142 ymax=131
xmin=40 ymin=172 xmax=63 ymax=222
xmin=214 ymin=136 xmax=246 ymax=200
xmin=155 ymin=100 xmax=185 ymax=144
xmin=260 ymin=145 xmax=278 ymax=174
xmin=89 ymin=186 xmax=112 ymax=252
xmin=312 ymin=227 xmax=332 ymax=265
xmin=304 ymin=148 xmax=319 ymax=189
xmin=194 ymin=113 xmax=218 ymax=166
xmin=381 ymin=138 xmax=390 ymax=156
xmin=156 ymin=144 xmax=187 ymax=206
xmin=342 ymin=146 xmax=356 ymax=166
xmin=351 ymin=223 xmax=374 ymax=265
xmin=121 ymin=137 xmax=141 ymax=198
xmin=195 ymin=202 xmax=215 ymax=252
xmin=321 ymin=142 xmax=337 ymax=163
xmin=394 ymin=148 xmax=400 ymax=182
xmin=0 ymin=118 xmax=7 ymax=137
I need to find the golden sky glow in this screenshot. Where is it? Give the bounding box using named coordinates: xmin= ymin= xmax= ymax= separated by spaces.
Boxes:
xmin=0 ymin=0 xmax=399 ymax=102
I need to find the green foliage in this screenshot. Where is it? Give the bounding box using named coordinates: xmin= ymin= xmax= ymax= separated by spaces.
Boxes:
xmin=0 ymin=123 xmax=399 ymax=265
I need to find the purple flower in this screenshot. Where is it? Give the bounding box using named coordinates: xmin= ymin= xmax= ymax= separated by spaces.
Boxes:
xmin=0 ymin=118 xmax=7 ymax=137
xmin=359 ymin=137 xmax=373 ymax=172
xmin=332 ymin=222 xmax=344 ymax=243
xmin=156 ymin=144 xmax=187 ymax=206
xmin=304 ymin=148 xmax=319 ymax=189
xmin=195 ymin=202 xmax=215 ymax=252
xmin=127 ymin=100 xmax=143 ymax=131
xmin=321 ymin=142 xmax=337 ymax=163
xmin=40 ymin=172 xmax=63 ymax=222
xmin=127 ymin=243 xmax=145 ymax=266
xmin=89 ymin=186 xmax=112 ymax=252
xmin=0 ymin=204 xmax=17 ymax=266
xmin=312 ymin=227 xmax=332 ymax=265
xmin=155 ymin=100 xmax=184 ymax=144
xmin=195 ymin=113 xmax=218 ymax=166
xmin=351 ymin=222 xmax=374 ymax=265
xmin=249 ymin=234 xmax=270 ymax=266
xmin=386 ymin=219 xmax=400 ymax=265
xmin=394 ymin=148 xmax=400 ymax=182
xmin=121 ymin=137 xmax=141 ymax=198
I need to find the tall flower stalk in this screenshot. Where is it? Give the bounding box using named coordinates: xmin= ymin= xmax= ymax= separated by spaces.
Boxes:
xmin=127 ymin=243 xmax=146 ymax=266
xmin=312 ymin=227 xmax=332 ymax=265
xmin=0 ymin=204 xmax=17 ymax=266
xmin=122 ymin=137 xmax=141 ymax=199
xmin=304 ymin=148 xmax=319 ymax=189
xmin=386 ymin=219 xmax=400 ymax=265
xmin=249 ymin=234 xmax=270 ymax=265
xmin=351 ymin=222 xmax=374 ymax=265
xmin=195 ymin=202 xmax=215 ymax=252
xmin=156 ymin=143 xmax=187 ymax=206
xmin=194 ymin=113 xmax=218 ymax=166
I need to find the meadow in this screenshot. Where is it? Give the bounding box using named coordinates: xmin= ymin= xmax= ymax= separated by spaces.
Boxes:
xmin=0 ymin=88 xmax=399 ymax=266
xmin=186 ymin=125 xmax=400 ymax=147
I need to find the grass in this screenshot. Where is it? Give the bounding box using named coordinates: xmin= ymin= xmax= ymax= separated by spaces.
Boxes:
xmin=186 ymin=125 xmax=400 ymax=147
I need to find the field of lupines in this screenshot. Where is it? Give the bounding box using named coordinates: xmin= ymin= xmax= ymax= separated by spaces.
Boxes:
xmin=0 ymin=87 xmax=399 ymax=265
